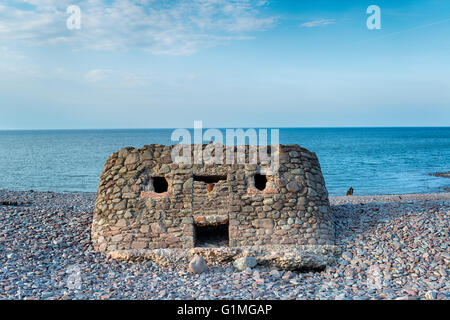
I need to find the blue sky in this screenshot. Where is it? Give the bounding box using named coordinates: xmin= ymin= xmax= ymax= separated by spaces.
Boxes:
xmin=0 ymin=0 xmax=449 ymax=129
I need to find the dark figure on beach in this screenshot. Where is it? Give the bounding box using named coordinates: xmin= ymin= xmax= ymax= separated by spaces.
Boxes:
xmin=346 ymin=187 xmax=354 ymax=196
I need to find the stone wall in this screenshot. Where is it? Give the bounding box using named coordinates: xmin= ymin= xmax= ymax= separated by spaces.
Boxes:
xmin=92 ymin=144 xmax=335 ymax=267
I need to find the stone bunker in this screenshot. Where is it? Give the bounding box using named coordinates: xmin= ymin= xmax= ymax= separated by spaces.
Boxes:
xmin=92 ymin=144 xmax=338 ymax=270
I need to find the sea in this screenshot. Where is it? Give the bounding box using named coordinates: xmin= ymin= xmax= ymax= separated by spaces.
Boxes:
xmin=0 ymin=127 xmax=449 ymax=196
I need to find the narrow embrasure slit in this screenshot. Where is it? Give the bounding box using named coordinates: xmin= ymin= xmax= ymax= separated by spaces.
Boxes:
xmin=193 ymin=175 xmax=227 ymax=193
xmin=193 ymin=175 xmax=227 ymax=183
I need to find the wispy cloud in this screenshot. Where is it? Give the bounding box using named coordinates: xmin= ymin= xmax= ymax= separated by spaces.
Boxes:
xmin=85 ymin=69 xmax=112 ymax=83
xmin=0 ymin=46 xmax=26 ymax=60
xmin=300 ymin=18 xmax=335 ymax=28
xmin=372 ymin=17 xmax=450 ymax=39
xmin=0 ymin=0 xmax=277 ymax=55
xmin=84 ymin=69 xmax=161 ymax=88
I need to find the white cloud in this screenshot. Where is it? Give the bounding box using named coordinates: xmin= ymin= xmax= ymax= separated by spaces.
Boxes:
xmin=0 ymin=0 xmax=276 ymax=55
xmin=85 ymin=69 xmax=112 ymax=83
xmin=84 ymin=69 xmax=160 ymax=88
xmin=256 ymin=0 xmax=269 ymax=6
xmin=300 ymin=18 xmax=335 ymax=28
xmin=0 ymin=46 xmax=25 ymax=60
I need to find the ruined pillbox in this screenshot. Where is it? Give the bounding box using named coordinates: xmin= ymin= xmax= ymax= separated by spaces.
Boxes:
xmin=92 ymin=144 xmax=337 ymax=270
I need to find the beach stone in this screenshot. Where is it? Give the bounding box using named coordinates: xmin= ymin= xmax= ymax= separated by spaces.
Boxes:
xmin=282 ymin=271 xmax=293 ymax=281
xmin=233 ymin=256 xmax=257 ymax=271
xmin=140 ymin=225 xmax=150 ymax=233
xmin=188 ymin=255 xmax=208 ymax=274
xmin=395 ymin=296 xmax=417 ymax=300
xmin=341 ymin=251 xmax=353 ymax=261
xmin=392 ymin=240 xmax=403 ymax=250
xmin=424 ymin=291 xmax=437 ymax=300
xmin=116 ymin=219 xmax=127 ymax=228
xmin=269 ymin=269 xmax=282 ymax=279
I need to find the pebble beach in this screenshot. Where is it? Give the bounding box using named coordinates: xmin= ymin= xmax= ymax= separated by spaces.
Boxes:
xmin=0 ymin=190 xmax=448 ymax=300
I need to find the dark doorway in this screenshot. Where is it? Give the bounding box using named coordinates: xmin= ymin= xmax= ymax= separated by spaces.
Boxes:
xmin=194 ymin=223 xmax=229 ymax=247
xmin=153 ymin=177 xmax=168 ymax=193
xmin=254 ymin=174 xmax=267 ymax=191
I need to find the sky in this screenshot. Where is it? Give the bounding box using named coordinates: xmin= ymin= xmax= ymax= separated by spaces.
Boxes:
xmin=0 ymin=0 xmax=449 ymax=129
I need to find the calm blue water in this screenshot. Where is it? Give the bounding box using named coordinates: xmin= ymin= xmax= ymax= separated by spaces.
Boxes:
xmin=0 ymin=128 xmax=449 ymax=196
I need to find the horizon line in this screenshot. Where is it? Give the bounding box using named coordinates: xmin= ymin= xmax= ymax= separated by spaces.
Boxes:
xmin=0 ymin=125 xmax=449 ymax=131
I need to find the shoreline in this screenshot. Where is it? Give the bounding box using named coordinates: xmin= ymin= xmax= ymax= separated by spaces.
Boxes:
xmin=0 ymin=189 xmax=448 ymax=300
xmin=2 ymin=188 xmax=450 ymax=199
xmin=331 ymin=192 xmax=450 ymax=204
